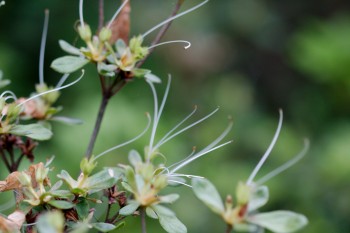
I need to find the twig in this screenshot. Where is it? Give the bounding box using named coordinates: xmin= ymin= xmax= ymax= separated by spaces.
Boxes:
xmin=140 ymin=207 xmax=147 ymax=233
xmin=226 ymin=224 xmax=233 ymax=233
xmin=0 ymin=149 xmax=11 ymax=172
xmin=98 ymin=0 xmax=104 ymax=31
xmin=136 ymin=0 xmax=184 ymax=67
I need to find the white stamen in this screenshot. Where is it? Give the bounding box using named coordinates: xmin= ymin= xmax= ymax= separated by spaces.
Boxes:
xmin=155 ymin=107 xmax=197 ymax=150
xmin=94 ymin=113 xmax=151 ymax=160
xmin=0 ymin=90 xmax=17 ymax=100
xmin=166 ymin=146 xmax=196 ymax=171
xmin=246 ymin=109 xmax=283 ymax=186
xmin=153 ymin=107 xmax=220 ymax=151
xmin=256 ymin=138 xmax=310 ymax=185
xmin=168 ymin=173 xmax=204 ymax=179
xmin=142 ymin=0 xmax=209 ymax=38
xmin=148 ymin=40 xmax=192 ymax=50
xmin=22 ymin=222 xmax=38 ymax=227
xmin=170 ymin=140 xmax=233 ymax=174
xmin=168 ymin=179 xmax=192 ymax=188
xmin=39 ymin=10 xmax=49 ymax=85
xmin=79 ymin=0 xmax=85 ymax=28
xmin=17 ymin=70 xmax=85 ymax=107
xmin=55 ymin=74 xmax=70 ymax=88
xmin=107 ymin=0 xmax=129 ymax=29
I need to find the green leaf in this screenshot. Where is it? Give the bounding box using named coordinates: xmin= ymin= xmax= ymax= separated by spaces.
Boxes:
xmin=91 ymin=222 xmax=116 ymax=232
xmin=248 ymin=185 xmax=269 ymax=212
xmin=59 ymin=40 xmax=82 ymax=56
xmin=48 ymin=200 xmax=74 ymax=209
xmin=57 ymin=170 xmax=78 ymax=189
xmin=49 ymin=190 xmax=73 ymax=198
xmin=50 ymin=116 xmax=83 ymax=125
xmin=248 ymin=211 xmax=308 ymax=233
xmin=51 ymin=56 xmax=89 ymax=74
xmin=85 ymin=169 xmax=117 ymax=191
xmin=153 ymin=205 xmax=187 ymax=233
xmin=76 ymin=198 xmax=89 ymax=219
xmin=192 ymin=178 xmax=224 ymax=215
xmin=119 ymin=201 xmax=140 ymax=216
xmin=159 ymin=194 xmax=180 ymax=204
xmin=9 ymin=124 xmax=53 ymax=140
xmin=128 ymin=150 xmax=142 ymax=167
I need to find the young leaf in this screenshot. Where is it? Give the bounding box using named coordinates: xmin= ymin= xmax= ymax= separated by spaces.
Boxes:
xmin=248 ymin=185 xmax=269 ymax=212
xmin=248 ymin=210 xmax=308 ymax=233
xmin=9 ymin=124 xmax=52 ymax=140
xmin=119 ymin=201 xmax=140 ymax=216
xmin=85 ymin=169 xmax=118 ymax=191
xmin=192 ymin=178 xmax=225 ymax=215
xmin=59 ymin=40 xmax=82 ymax=56
xmin=51 ymin=56 xmax=89 ymax=74
xmin=36 ymin=211 xmax=65 ymax=233
xmin=91 ymin=222 xmax=116 ymax=232
xmin=48 ymin=200 xmax=75 ymax=209
xmin=159 ymin=194 xmax=180 ymax=204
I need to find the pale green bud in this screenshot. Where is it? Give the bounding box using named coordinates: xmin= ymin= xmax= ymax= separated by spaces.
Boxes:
xmin=153 ymin=175 xmax=168 ymax=190
xmin=78 ymin=24 xmax=92 ymax=41
xmin=80 ymin=156 xmax=97 ymax=176
xmin=236 ymin=182 xmax=251 ymax=205
xmin=18 ymin=172 xmax=32 ymax=187
xmin=99 ymin=27 xmax=112 ymax=42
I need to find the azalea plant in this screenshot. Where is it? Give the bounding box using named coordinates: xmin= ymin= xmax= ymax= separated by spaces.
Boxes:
xmin=0 ymin=0 xmax=308 ymax=233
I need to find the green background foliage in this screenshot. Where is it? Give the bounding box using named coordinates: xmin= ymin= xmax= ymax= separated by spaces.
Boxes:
xmin=1 ymin=0 xmax=350 ymax=232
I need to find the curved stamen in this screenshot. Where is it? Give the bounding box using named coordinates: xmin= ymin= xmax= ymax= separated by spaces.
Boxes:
xmin=107 ymin=0 xmax=129 ymax=29
xmin=166 ymin=146 xmax=196 ymax=171
xmin=155 ymin=106 xmax=198 ymax=150
xmin=39 ymin=9 xmax=49 ymax=85
xmin=79 ymin=0 xmax=85 ymax=28
xmin=170 ymin=140 xmax=233 ymax=174
xmin=246 ymin=109 xmax=283 ymax=186
xmin=0 ymin=90 xmax=17 ymax=100
xmin=55 ymin=74 xmax=70 ymax=88
xmin=17 ymin=70 xmax=85 ymax=108
xmin=142 ymin=0 xmax=209 ymax=38
xmin=168 ymin=179 xmax=192 ymax=188
xmin=94 ymin=113 xmax=151 ymax=160
xmin=146 ymin=80 xmax=159 ymax=161
xmin=256 ymin=139 xmax=310 ymax=185
xmin=153 ymin=107 xmax=220 ymax=151
xmin=148 ymin=40 xmax=191 ymax=50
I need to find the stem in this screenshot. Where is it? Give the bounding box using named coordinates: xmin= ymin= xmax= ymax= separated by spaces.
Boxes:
xmin=0 ymin=148 xmax=11 ymax=172
xmin=140 ymin=207 xmax=147 ymax=233
xmin=98 ymin=0 xmax=104 ymax=30
xmin=136 ymin=0 xmax=183 ymax=68
xmin=105 ymin=202 xmax=112 ymax=222
xmin=85 ymin=93 xmax=110 ymax=159
xmin=225 ymin=224 xmax=233 ymax=233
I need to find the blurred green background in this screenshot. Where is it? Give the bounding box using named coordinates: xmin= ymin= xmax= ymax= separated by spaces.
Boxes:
xmin=1 ymin=0 xmax=350 ymax=232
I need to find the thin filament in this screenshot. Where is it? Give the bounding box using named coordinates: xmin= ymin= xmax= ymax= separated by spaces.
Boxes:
xmin=107 ymin=0 xmax=129 ymax=29
xmin=17 ymin=70 xmax=85 ymax=107
xmin=246 ymin=109 xmax=283 ymax=186
xmin=0 ymin=90 xmax=17 ymax=100
xmin=94 ymin=113 xmax=151 ymax=160
xmin=39 ymin=9 xmax=49 ymax=85
xmin=146 ymin=80 xmax=160 ymax=161
xmin=142 ymin=0 xmax=209 ymax=38
xmin=148 ymin=40 xmax=192 ymax=50
xmin=79 ymin=0 xmax=85 ymax=28
xmin=153 ymin=107 xmax=220 ymax=151
xmin=256 ymin=138 xmax=310 ymax=185
xmin=55 ymin=74 xmax=70 ymax=88
xmin=170 ymin=140 xmax=233 ymax=174
xmin=155 ymin=106 xmax=198 ymax=149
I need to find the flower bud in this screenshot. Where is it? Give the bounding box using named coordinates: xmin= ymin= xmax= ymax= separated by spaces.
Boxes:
xmin=18 ymin=172 xmax=32 ymax=187
xmin=35 ymin=163 xmax=49 ymax=183
xmin=78 ymin=24 xmax=92 ymax=41
xmin=80 ymin=157 xmax=97 ymax=176
xmin=153 ymin=175 xmax=168 ymax=190
xmin=236 ymin=182 xmax=251 ymax=205
xmin=99 ymin=27 xmax=112 ymax=42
